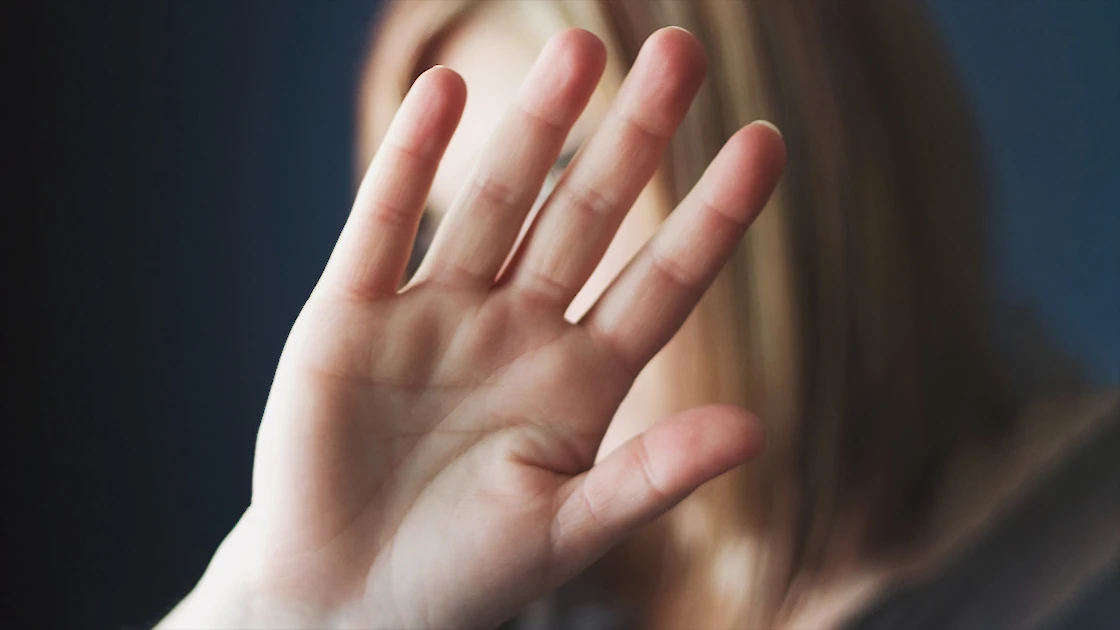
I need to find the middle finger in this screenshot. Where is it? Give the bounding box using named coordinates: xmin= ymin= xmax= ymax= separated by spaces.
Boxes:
xmin=502 ymin=27 xmax=707 ymax=309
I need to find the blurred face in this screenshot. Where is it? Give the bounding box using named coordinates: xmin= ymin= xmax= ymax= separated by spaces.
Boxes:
xmin=422 ymin=4 xmax=676 ymax=459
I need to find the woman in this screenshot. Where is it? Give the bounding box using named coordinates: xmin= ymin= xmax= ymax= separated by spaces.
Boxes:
xmin=160 ymin=1 xmax=1118 ymax=628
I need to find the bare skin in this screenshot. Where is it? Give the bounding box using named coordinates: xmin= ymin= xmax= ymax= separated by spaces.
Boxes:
xmin=159 ymin=27 xmax=785 ymax=630
xmin=423 ymin=3 xmax=682 ymax=464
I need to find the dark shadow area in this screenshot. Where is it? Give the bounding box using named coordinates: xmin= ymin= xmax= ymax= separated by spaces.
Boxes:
xmin=7 ymin=2 xmax=380 ymax=627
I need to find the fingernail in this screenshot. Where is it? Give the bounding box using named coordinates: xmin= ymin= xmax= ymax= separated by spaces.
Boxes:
xmin=749 ymin=119 xmax=782 ymax=138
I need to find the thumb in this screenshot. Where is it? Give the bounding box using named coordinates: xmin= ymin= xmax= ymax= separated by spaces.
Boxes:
xmin=547 ymin=404 xmax=764 ymax=576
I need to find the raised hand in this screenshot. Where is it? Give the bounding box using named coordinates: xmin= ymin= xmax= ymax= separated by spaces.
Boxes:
xmin=160 ymin=26 xmax=785 ymax=630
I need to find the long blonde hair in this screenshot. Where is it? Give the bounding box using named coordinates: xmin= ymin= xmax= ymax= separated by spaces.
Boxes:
xmin=357 ymin=1 xmax=1020 ymax=627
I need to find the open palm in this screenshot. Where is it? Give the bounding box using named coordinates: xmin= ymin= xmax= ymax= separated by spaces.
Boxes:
xmin=164 ymin=27 xmax=784 ymax=630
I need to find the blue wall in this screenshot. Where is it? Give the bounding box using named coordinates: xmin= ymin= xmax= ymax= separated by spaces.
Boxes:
xmin=927 ymin=0 xmax=1120 ymax=382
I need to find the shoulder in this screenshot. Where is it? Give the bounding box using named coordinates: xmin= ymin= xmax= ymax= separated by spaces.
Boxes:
xmin=848 ymin=390 xmax=1120 ymax=630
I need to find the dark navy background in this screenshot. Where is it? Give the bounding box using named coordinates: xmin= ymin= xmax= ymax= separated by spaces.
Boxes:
xmin=5 ymin=1 xmax=1116 ymax=627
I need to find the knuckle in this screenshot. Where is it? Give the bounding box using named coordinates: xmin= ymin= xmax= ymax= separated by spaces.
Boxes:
xmin=468 ymin=175 xmax=530 ymax=213
xmin=517 ymin=101 xmax=567 ymax=136
xmin=516 ymin=269 xmax=574 ymax=306
xmin=557 ymin=180 xmax=619 ymax=219
xmin=649 ymin=247 xmax=702 ymax=290
xmin=620 ymin=109 xmax=673 ymax=145
xmin=699 ymin=196 xmax=750 ymax=230
xmin=385 ymin=139 xmax=439 ymax=171
xmin=368 ymin=198 xmax=415 ymax=231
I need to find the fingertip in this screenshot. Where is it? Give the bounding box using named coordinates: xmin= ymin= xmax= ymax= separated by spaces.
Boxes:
xmin=741 ymin=120 xmax=787 ymax=169
xmin=682 ymin=403 xmax=766 ymax=462
xmin=708 ymin=121 xmax=785 ymax=216
xmin=551 ymin=27 xmax=607 ymax=73
xmin=748 ymin=119 xmax=782 ymax=138
xmin=616 ymin=26 xmax=707 ymax=135
xmin=415 ymin=64 xmax=468 ymax=110
xmin=395 ymin=66 xmax=467 ymax=154
xmin=644 ymin=25 xmax=708 ymax=83
xmin=644 ymin=404 xmax=765 ymax=491
xmin=523 ymin=28 xmax=607 ymax=124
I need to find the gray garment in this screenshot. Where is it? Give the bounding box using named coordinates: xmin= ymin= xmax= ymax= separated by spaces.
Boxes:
xmin=845 ymin=403 xmax=1120 ymax=630
xmin=498 ymin=568 xmax=632 ymax=630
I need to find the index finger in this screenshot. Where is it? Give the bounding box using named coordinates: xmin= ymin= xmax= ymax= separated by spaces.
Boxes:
xmin=320 ymin=66 xmax=467 ymax=300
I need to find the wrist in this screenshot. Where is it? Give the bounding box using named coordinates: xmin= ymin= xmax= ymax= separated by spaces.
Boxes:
xmin=156 ymin=511 xmax=354 ymax=630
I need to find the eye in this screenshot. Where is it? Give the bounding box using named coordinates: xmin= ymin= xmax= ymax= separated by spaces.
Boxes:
xmin=405 ymin=210 xmax=434 ymax=279
xmin=531 ymin=148 xmax=578 ymax=220
xmin=540 ymin=146 xmax=580 ymax=201
xmin=552 ymin=149 xmax=577 ymax=174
